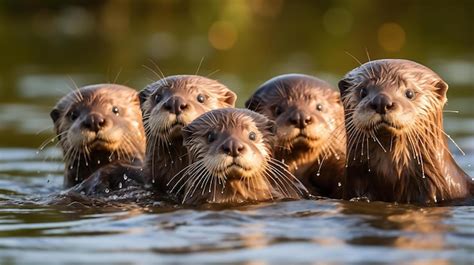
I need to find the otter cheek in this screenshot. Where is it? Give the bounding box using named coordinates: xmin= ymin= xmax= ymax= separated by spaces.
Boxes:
xmin=67 ymin=125 xmax=86 ymax=148
xmin=105 ymin=127 xmax=123 ymax=143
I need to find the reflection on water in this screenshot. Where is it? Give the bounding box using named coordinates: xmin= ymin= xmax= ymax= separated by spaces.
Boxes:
xmin=0 ymin=0 xmax=473 ymax=264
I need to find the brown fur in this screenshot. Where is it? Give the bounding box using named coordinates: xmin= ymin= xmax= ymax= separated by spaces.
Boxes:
xmin=246 ymin=74 xmax=346 ymax=198
xmin=338 ymin=59 xmax=472 ymax=204
xmin=171 ymin=108 xmax=308 ymax=205
xmin=139 ymin=75 xmax=236 ymax=193
xmin=50 ymin=84 xmax=146 ymax=189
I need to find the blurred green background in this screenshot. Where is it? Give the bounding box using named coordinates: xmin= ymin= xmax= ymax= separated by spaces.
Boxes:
xmin=0 ymin=0 xmax=472 ymax=148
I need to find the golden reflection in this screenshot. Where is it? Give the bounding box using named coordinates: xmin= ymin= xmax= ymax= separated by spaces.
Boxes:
xmin=208 ymin=21 xmax=238 ymax=50
xmin=388 ymin=207 xmax=451 ymax=250
xmin=377 ymin=22 xmax=406 ymax=52
xmin=248 ymin=0 xmax=284 ymax=18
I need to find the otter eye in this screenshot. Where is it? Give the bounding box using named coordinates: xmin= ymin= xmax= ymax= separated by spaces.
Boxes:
xmin=316 ymin=104 xmax=323 ymax=111
xmin=207 ymin=131 xmax=217 ymax=143
xmin=249 ymin=131 xmax=257 ymax=141
xmin=112 ymin=106 xmax=120 ymax=115
xmin=155 ymin=93 xmax=163 ymax=103
xmin=360 ymin=88 xmax=368 ymax=99
xmin=274 ymin=106 xmax=284 ymax=116
xmin=405 ymin=89 xmax=415 ymax=99
xmin=197 ymin=94 xmax=206 ymax=103
xmin=69 ymin=110 xmax=79 ymax=121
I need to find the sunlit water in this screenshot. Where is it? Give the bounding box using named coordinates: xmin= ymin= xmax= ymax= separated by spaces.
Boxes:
xmin=0 ymin=87 xmax=473 ymax=264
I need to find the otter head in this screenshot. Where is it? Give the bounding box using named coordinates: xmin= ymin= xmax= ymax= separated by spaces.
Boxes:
xmin=173 ymin=108 xmax=306 ymax=204
xmin=183 ymin=108 xmax=275 ymax=182
xmin=50 ymin=84 xmax=145 ymax=161
xmin=246 ymin=74 xmax=343 ymax=153
xmin=139 ymin=75 xmax=236 ymax=143
xmin=338 ymin=59 xmax=448 ymax=137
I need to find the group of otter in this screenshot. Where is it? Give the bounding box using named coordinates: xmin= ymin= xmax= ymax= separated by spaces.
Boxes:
xmin=50 ymin=59 xmax=473 ymax=206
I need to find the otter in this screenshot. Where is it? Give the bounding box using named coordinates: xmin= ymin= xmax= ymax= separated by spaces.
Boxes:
xmin=245 ymin=74 xmax=346 ymax=198
xmin=168 ymin=108 xmax=308 ymax=205
xmin=139 ymin=75 xmax=237 ymax=193
xmin=50 ymin=84 xmax=146 ymax=190
xmin=338 ymin=59 xmax=473 ymax=204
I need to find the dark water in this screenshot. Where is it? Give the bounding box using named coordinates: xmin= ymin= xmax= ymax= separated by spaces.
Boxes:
xmin=0 ymin=1 xmax=473 ymax=264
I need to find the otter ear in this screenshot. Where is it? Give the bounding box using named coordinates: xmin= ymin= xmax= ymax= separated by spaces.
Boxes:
xmin=50 ymin=108 xmax=61 ymax=123
xmin=265 ymin=119 xmax=277 ymax=135
xmin=338 ymin=78 xmax=352 ymax=96
xmin=433 ymin=79 xmax=448 ymax=100
xmin=245 ymin=95 xmax=263 ymax=112
xmin=138 ymin=89 xmax=150 ymax=107
xmin=223 ymin=90 xmax=237 ymax=107
xmin=330 ymin=90 xmax=342 ymax=105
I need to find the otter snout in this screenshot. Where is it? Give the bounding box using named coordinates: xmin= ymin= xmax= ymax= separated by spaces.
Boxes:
xmin=81 ymin=112 xmax=107 ymax=132
xmin=163 ymin=96 xmax=188 ymax=115
xmin=221 ymin=138 xmax=246 ymax=157
xmin=369 ymin=94 xmax=395 ymax=114
xmin=288 ymin=110 xmax=313 ymax=129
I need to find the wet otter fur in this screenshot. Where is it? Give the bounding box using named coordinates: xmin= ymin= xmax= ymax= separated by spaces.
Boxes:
xmin=139 ymin=75 xmax=236 ymax=194
xmin=170 ymin=108 xmax=308 ymax=205
xmin=246 ymin=74 xmax=346 ymax=198
xmin=338 ymin=59 xmax=473 ymax=204
xmin=50 ymin=84 xmax=146 ymax=191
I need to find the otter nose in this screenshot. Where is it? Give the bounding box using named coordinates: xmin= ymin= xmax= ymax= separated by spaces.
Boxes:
xmin=82 ymin=113 xmax=106 ymax=132
xmin=370 ymin=94 xmax=394 ymax=114
xmin=289 ymin=111 xmax=313 ymax=129
xmin=221 ymin=138 xmax=246 ymax=157
xmin=164 ymin=96 xmax=188 ymax=115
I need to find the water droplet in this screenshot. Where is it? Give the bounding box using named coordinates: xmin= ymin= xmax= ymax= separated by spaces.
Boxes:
xmin=85 ymin=161 xmax=89 ymax=166
xmin=105 ymin=188 xmax=110 ymax=193
xmin=108 ymin=157 xmax=113 ymax=162
xmin=118 ymin=182 xmax=123 ymax=189
xmin=316 ymin=173 xmax=320 ymax=177
xmin=422 ymin=175 xmax=426 ymax=179
xmin=123 ymin=174 xmax=128 ymax=180
xmin=337 ymin=182 xmax=342 ymax=187
xmin=69 ymin=165 xmax=74 ymax=169
xmin=171 ymin=160 xmax=174 ymax=164
xmin=368 ymin=168 xmax=371 ymax=172
xmin=97 ymin=160 xmax=101 ymax=165
xmin=152 ymin=178 xmax=155 ymax=183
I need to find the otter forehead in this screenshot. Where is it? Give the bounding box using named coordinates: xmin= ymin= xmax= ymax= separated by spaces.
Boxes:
xmin=146 ymin=75 xmax=225 ymax=94
xmin=255 ymin=74 xmax=335 ymax=102
xmin=345 ymin=59 xmax=442 ymax=87
xmin=190 ymin=109 xmax=260 ymax=132
xmin=56 ymin=84 xmax=137 ymax=112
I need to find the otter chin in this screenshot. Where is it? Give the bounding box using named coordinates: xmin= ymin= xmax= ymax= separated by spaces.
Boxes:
xmin=339 ymin=59 xmax=473 ymax=204
xmin=139 ymin=75 xmax=237 ymax=192
xmin=50 ymin=84 xmax=146 ymax=189
xmin=245 ymin=74 xmax=346 ymax=198
xmin=169 ymin=108 xmax=308 ymax=205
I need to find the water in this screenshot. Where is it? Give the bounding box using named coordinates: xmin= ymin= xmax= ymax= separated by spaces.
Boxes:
xmin=0 ymin=1 xmax=473 ymax=264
